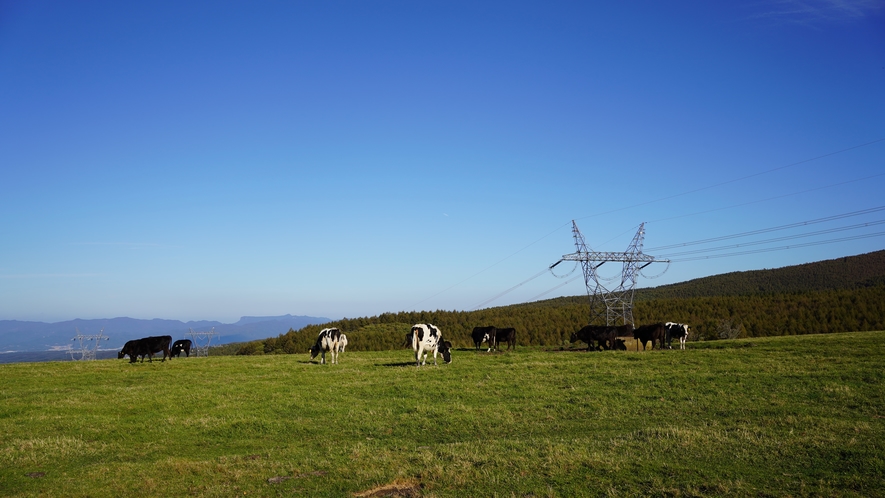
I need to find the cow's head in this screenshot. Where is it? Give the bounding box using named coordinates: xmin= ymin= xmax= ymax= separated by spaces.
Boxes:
xmin=569 ymin=332 xmax=578 ymax=343
xmin=117 ymin=351 xmax=125 ymax=359
xmin=309 ymin=345 xmax=320 ymax=360
xmin=482 ymin=333 xmax=489 ymax=343
xmin=439 ymin=341 xmax=452 ymax=364
xmin=614 ymin=338 xmax=627 ymax=350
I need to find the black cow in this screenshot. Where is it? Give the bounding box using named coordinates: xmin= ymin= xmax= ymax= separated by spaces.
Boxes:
xmin=613 ymin=338 xmax=627 ymax=350
xmin=171 ymin=339 xmax=192 ymax=358
xmin=570 ymin=325 xmax=612 ymax=350
xmin=118 ymin=335 xmax=172 ymax=363
xmin=490 ymin=327 xmax=516 ymax=351
xmin=633 ymin=323 xmax=667 ymax=351
xmin=570 ymin=324 xmax=633 ymax=350
xmin=471 ymin=326 xmax=497 ymax=350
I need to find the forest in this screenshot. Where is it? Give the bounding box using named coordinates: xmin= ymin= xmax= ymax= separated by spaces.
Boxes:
xmin=215 ymin=250 xmax=885 ymax=355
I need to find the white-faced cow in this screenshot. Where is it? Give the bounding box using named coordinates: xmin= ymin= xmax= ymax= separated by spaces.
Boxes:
xmin=309 ymin=328 xmax=341 ymax=364
xmin=171 ymin=339 xmax=192 ymax=358
xmin=471 ymin=326 xmax=496 ymax=351
xmin=411 ymin=323 xmax=451 ymax=367
xmin=338 ymin=334 xmax=348 ymax=353
xmin=664 ymin=322 xmax=691 ymax=350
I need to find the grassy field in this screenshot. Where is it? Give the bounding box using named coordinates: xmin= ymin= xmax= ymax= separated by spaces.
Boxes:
xmin=1 ymin=332 xmax=883 ymax=497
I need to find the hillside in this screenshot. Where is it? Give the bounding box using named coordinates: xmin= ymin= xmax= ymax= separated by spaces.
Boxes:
xmin=224 ymin=250 xmax=885 ymax=355
xmin=635 ymin=249 xmax=885 ymax=299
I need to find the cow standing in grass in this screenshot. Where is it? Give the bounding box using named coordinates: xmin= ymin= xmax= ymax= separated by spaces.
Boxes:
xmin=665 ymin=322 xmax=690 ymax=350
xmin=171 ymin=339 xmax=192 ymax=358
xmin=338 ymin=334 xmax=348 ymax=353
xmin=412 ymin=323 xmax=451 ymax=366
xmin=471 ymin=326 xmax=496 ymax=351
xmin=633 ymin=323 xmax=667 ymax=351
xmin=491 ymin=327 xmax=517 ymax=351
xmin=309 ymin=328 xmax=341 ymax=364
xmin=118 ymin=335 xmax=172 ymax=363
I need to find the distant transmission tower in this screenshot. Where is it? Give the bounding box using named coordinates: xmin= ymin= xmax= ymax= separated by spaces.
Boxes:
xmin=186 ymin=327 xmax=217 ymax=357
xmin=69 ymin=327 xmax=109 ymax=361
xmin=550 ymin=221 xmax=670 ymax=326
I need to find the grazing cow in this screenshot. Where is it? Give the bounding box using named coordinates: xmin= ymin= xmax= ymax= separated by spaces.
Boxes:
xmin=401 ymin=332 xmax=414 ymax=348
xmin=411 ymin=323 xmax=451 ymax=366
xmin=309 ymin=328 xmax=341 ymax=364
xmin=338 ymin=334 xmax=348 ymax=353
xmin=118 ymin=335 xmax=172 ymax=363
xmin=471 ymin=326 xmax=497 ymax=350
xmin=171 ymin=339 xmax=192 ymax=358
xmin=664 ymin=322 xmax=690 ymax=350
xmin=633 ymin=323 xmax=667 ymax=351
xmin=490 ymin=327 xmax=516 ymax=351
xmin=570 ymin=325 xmax=612 ymax=350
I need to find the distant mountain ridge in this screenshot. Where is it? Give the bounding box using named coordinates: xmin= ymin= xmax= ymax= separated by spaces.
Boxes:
xmin=0 ymin=314 xmax=331 ymax=353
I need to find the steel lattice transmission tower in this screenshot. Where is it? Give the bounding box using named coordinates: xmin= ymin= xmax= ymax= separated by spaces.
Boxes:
xmin=69 ymin=327 xmax=108 ymax=361
xmin=186 ymin=327 xmax=217 ymax=357
xmin=552 ymin=221 xmax=669 ymax=326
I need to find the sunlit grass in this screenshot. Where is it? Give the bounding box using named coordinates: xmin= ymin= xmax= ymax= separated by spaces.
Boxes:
xmin=1 ymin=331 xmax=883 ymax=496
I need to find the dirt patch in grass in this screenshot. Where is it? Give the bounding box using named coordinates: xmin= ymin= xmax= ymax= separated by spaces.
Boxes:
xmin=353 ymin=479 xmax=422 ymax=497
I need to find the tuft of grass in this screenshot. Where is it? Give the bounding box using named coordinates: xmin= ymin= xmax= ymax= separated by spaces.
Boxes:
xmin=0 ymin=331 xmax=883 ymax=496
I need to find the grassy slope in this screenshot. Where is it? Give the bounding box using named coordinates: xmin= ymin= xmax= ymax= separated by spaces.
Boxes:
xmin=1 ymin=332 xmax=883 ymax=497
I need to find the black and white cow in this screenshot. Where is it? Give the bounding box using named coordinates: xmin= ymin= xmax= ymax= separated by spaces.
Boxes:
xmin=471 ymin=326 xmax=496 ymax=350
xmin=171 ymin=339 xmax=192 ymax=358
xmin=411 ymin=323 xmax=451 ymax=366
xmin=309 ymin=328 xmax=341 ymax=364
xmin=338 ymin=334 xmax=348 ymax=353
xmin=664 ymin=322 xmax=690 ymax=350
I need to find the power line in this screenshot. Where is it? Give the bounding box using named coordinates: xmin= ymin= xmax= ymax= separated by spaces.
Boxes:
xmin=658 ymin=220 xmax=885 ymax=258
xmin=412 ymin=137 xmax=885 ymax=310
xmin=648 ymin=206 xmax=885 ymax=251
xmin=667 ymin=232 xmax=885 ymax=262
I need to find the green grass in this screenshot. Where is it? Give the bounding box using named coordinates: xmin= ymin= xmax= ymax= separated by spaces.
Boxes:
xmin=1 ymin=332 xmax=883 ymax=497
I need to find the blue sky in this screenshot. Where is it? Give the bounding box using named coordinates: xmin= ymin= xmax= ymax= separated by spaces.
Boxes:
xmin=1 ymin=1 xmax=883 ymax=323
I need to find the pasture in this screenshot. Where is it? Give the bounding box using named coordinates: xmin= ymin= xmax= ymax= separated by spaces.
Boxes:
xmin=1 ymin=331 xmax=883 ymax=497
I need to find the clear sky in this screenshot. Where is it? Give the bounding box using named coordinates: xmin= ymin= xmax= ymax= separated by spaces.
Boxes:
xmin=1 ymin=1 xmax=883 ymax=323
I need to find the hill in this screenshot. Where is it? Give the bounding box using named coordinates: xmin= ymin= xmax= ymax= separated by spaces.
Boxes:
xmin=635 ymin=249 xmax=885 ymax=299
xmin=225 ymin=250 xmax=885 ymax=355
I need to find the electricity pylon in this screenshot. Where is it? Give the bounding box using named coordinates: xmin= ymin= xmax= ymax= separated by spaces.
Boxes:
xmin=551 ymin=221 xmax=669 ymax=326
xmin=69 ymin=327 xmax=108 ymax=361
xmin=186 ymin=327 xmax=217 ymax=357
